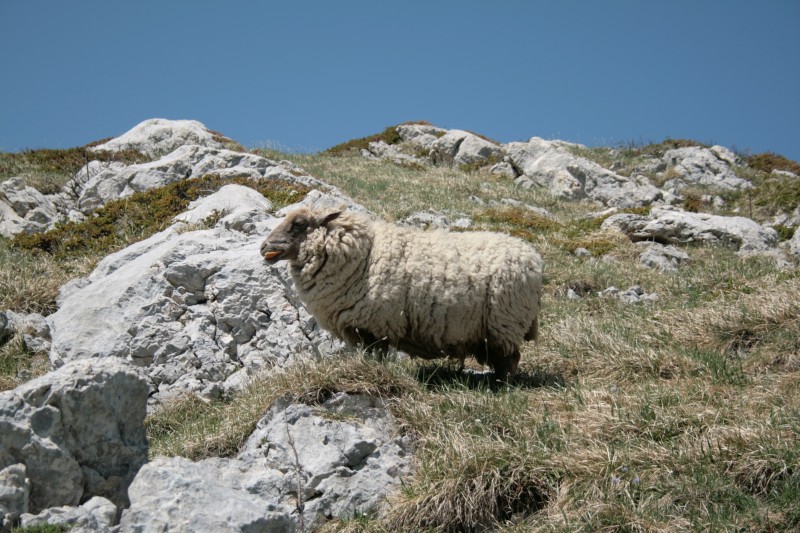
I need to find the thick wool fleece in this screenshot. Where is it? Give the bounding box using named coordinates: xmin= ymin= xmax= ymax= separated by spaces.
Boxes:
xmin=287 ymin=211 xmax=543 ymax=366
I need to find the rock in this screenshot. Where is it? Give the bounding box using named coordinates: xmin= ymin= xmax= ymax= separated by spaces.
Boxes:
xmin=574 ymin=247 xmax=592 ymax=258
xmin=566 ymin=289 xmax=582 ymax=300
xmin=3 ymin=311 xmax=50 ymax=353
xmin=488 ymin=160 xmax=518 ymax=178
xmin=0 ymin=177 xmax=63 ymax=238
xmin=47 ymin=187 xmax=345 ymax=407
xmin=599 ymin=286 xmax=658 ymax=304
xmin=0 ymin=464 xmax=30 ymax=530
xmin=239 ymin=392 xmax=412 ymax=529
xmin=89 ymin=118 xmax=230 ymax=158
xmin=637 ymin=242 xmax=691 ymax=272
xmin=789 ymin=228 xmax=800 ymax=260
xmin=661 ymin=146 xmax=751 ymax=191
xmin=505 ymin=138 xmax=669 ymax=207
xmin=20 ymin=496 xmax=116 ymax=533
xmin=119 ymin=457 xmax=295 ymax=533
xmin=402 ymin=209 xmax=471 ymax=229
xmin=430 ymin=130 xmax=504 ymax=167
xmin=495 ymin=198 xmax=552 ymax=217
xmin=395 ymin=123 xmax=447 ymax=150
xmin=119 ymin=393 xmax=410 ymax=532
xmin=362 ymin=140 xmax=427 ymax=167
xmin=602 ymin=207 xmax=779 ymax=254
xmin=0 ymin=358 xmax=148 ymax=514
xmin=74 ymin=144 xmax=327 ymax=214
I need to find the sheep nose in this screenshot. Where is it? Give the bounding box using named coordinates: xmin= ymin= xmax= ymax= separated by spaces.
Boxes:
xmin=259 ymin=240 xmax=270 ymax=256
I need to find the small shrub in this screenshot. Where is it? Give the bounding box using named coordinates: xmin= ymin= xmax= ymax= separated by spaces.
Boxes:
xmin=324 ymin=125 xmax=404 ymax=156
xmin=683 ymin=191 xmax=702 ymax=212
xmin=747 ymin=151 xmax=800 ymax=175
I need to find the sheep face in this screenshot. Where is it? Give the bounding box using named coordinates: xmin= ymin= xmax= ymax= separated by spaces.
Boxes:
xmin=260 ymin=208 xmax=342 ymax=264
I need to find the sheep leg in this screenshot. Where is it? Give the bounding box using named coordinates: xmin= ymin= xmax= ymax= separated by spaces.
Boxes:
xmin=487 ymin=346 xmax=520 ymax=385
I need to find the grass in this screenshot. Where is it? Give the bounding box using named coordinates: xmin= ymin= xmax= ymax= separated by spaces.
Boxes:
xmin=3 ymin=135 xmax=800 ymax=531
xmin=11 ymin=174 xmax=309 ymax=260
xmin=0 ymin=142 xmax=148 ymax=194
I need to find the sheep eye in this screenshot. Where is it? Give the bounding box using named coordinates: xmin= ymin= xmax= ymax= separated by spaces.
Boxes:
xmin=291 ymin=218 xmax=308 ymax=230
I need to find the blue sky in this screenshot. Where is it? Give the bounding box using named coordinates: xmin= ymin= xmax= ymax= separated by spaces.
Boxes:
xmin=1 ymin=1 xmax=799 ymax=161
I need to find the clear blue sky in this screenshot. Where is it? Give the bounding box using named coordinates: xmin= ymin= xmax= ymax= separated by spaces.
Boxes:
xmin=2 ymin=1 xmax=799 ymax=161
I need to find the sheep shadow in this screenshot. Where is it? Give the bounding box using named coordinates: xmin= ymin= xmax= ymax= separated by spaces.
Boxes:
xmin=415 ymin=363 xmax=565 ymax=392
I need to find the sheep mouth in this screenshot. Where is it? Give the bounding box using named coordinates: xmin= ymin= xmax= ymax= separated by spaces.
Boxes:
xmin=263 ymin=250 xmax=285 ymax=262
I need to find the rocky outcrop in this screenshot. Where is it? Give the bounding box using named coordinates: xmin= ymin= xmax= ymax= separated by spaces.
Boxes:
xmin=119 ymin=393 xmax=411 ymax=532
xmin=637 ymin=242 xmax=691 ymax=272
xmin=89 ymin=118 xmax=231 ymax=158
xmin=429 ymin=130 xmax=504 ymax=167
xmin=47 ymin=185 xmax=345 ymax=407
xmin=660 ymin=145 xmax=751 ymax=191
xmin=0 ymin=119 xmax=331 ymax=238
xmin=0 ymin=358 xmax=148 ymax=528
xmin=602 ymin=207 xmax=779 ymax=254
xmin=19 ymin=496 xmax=117 ymax=533
xmin=0 ymin=178 xmax=61 ymax=238
xmin=72 ymin=144 xmax=327 ymax=214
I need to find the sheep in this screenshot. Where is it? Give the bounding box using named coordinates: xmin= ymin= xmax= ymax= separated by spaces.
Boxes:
xmin=260 ymin=207 xmax=543 ymax=382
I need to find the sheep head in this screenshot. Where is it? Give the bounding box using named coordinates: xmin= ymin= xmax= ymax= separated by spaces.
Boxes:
xmin=260 ymin=207 xmax=342 ymax=264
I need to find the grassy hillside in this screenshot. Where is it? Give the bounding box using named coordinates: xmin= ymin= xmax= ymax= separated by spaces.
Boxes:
xmin=2 ymin=139 xmax=799 ymax=531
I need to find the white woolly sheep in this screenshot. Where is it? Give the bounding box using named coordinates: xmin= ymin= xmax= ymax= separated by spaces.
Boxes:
xmin=260 ymin=207 xmax=543 ymax=381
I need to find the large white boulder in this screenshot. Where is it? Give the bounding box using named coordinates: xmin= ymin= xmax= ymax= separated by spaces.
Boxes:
xmin=0 ymin=358 xmax=148 ymax=517
xmin=602 ymin=207 xmax=779 ymax=253
xmin=661 ymin=146 xmax=751 ymax=190
xmin=506 ymin=137 xmax=669 ymax=208
xmin=430 ymin=129 xmax=505 ymax=166
xmin=47 ymin=186 xmax=345 ymax=407
xmin=395 ymin=123 xmax=447 ymax=149
xmin=89 ymin=118 xmax=230 ymax=158
xmin=119 ymin=393 xmax=411 ymax=532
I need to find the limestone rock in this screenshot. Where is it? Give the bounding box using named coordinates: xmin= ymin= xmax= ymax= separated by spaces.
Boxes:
xmin=0 ymin=178 xmax=62 ymax=238
xmin=3 ymin=311 xmax=50 ymax=354
xmin=0 ymin=358 xmax=148 ymax=514
xmin=119 ymin=457 xmax=295 ymax=533
xmin=788 ymin=228 xmax=800 ymax=260
xmin=47 ymin=187 xmax=344 ymax=408
xmin=505 ymin=138 xmax=669 ymax=207
xmin=430 ymin=130 xmax=504 ymax=167
xmin=74 ymin=144 xmax=327 ymax=214
xmin=0 ymin=464 xmax=30 ymax=530
xmin=20 ymin=496 xmax=116 ymax=533
xmin=362 ymin=140 xmax=427 ymax=167
xmin=602 ymin=207 xmax=778 ymax=253
xmin=119 ymin=393 xmax=409 ymax=532
xmin=395 ymin=123 xmax=447 ymax=149
xmin=599 ymin=286 xmax=658 ymax=304
xmin=661 ymin=146 xmax=750 ymax=190
xmin=89 ymin=118 xmax=230 ymax=158
xmin=239 ymin=393 xmax=412 ymax=528
xmin=402 ymin=209 xmax=471 ymax=229
xmin=637 ymin=242 xmax=690 ymax=272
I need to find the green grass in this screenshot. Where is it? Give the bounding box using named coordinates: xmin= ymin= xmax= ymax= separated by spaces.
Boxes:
xmin=0 ymin=142 xmax=148 ymax=194
xmin=11 ymin=174 xmax=309 ymax=260
xmin=3 ymin=135 xmax=800 ymax=531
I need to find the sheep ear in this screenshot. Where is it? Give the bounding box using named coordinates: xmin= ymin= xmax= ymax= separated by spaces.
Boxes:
xmin=317 ymin=209 xmax=342 ymax=227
